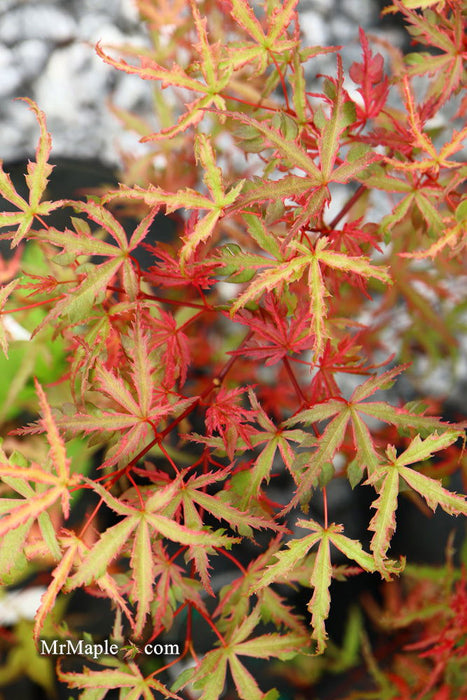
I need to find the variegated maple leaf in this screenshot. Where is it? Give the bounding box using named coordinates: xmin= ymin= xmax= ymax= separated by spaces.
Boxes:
xmin=0 ymin=99 xmax=63 ymax=246
xmin=69 ymin=477 xmax=239 ymax=637
xmin=51 ymin=319 xmax=194 ymax=470
xmin=367 ymin=431 xmax=466 ymax=572
xmin=95 ymin=0 xmax=232 ymax=141
xmin=172 ymin=603 xmax=309 ymax=699
xmin=104 ymin=134 xmax=244 ymax=267
xmin=31 ymin=203 xmax=157 ymax=326
xmin=229 ymin=235 xmax=390 ymax=358
xmin=0 ymin=381 xmax=81 ymax=582
xmin=254 ymin=518 xmax=387 ymax=653
xmin=284 ymin=365 xmax=463 ymax=506
xmin=59 ymin=657 xmax=182 ymax=700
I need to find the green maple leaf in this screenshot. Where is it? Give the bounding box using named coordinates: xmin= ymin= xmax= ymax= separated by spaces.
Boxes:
xmin=367 ymin=431 xmax=466 ymax=571
xmin=284 ymin=365 xmax=462 ymax=505
xmin=253 ymin=519 xmax=389 ymax=654
xmin=0 ymin=619 xmax=55 ymax=697
xmin=58 ymin=657 xmax=181 ymax=700
xmin=173 ymin=604 xmax=308 ymax=699
xmin=69 ymin=477 xmax=240 ymax=636
xmin=229 ymin=236 xmax=390 ymax=357
xmin=0 ymin=99 xmax=63 ymax=246
xmin=0 ymin=381 xmax=80 ymax=584
xmin=95 ymin=0 xmax=231 ymax=141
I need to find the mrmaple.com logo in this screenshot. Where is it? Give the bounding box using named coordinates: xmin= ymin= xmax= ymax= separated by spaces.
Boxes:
xmin=39 ymin=638 xmax=181 ymax=660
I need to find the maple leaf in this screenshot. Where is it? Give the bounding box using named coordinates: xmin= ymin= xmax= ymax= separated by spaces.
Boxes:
xmin=226 ymin=0 xmax=300 ymax=73
xmin=204 ymin=385 xmax=257 ymax=460
xmin=315 ymin=56 xmax=362 ymax=184
xmin=229 ymin=235 xmax=390 ymax=358
xmin=170 ymin=466 xmax=282 ymax=538
xmin=58 ymin=657 xmax=182 ymax=700
xmin=254 ymin=518 xmax=384 ymax=653
xmin=225 ymin=108 xmax=377 ymax=235
xmin=173 ymin=603 xmax=308 ymax=699
xmin=147 ymin=308 xmax=191 ymax=387
xmin=349 ymin=28 xmax=389 ymax=123
xmin=326 ymin=218 xmax=382 ymax=258
xmin=229 ymin=294 xmax=315 ymax=366
xmin=366 ymin=431 xmax=466 ymax=572
xmin=95 ymin=0 xmax=231 ymax=141
xmin=394 ymin=0 xmax=467 ymax=105
xmin=361 ymin=165 xmax=446 ymax=239
xmin=148 ymin=464 xmax=283 ymax=592
xmin=308 ymin=335 xmax=372 ymax=404
xmin=149 ymin=540 xmax=209 ymax=632
xmin=105 ymin=134 xmax=244 ymax=267
xmin=53 ymin=320 xmax=193 ymax=470
xmin=58 ymin=311 xmax=122 ymax=408
xmin=405 ymin=573 xmax=467 ymax=697
xmin=0 ymin=381 xmax=81 ymax=587
xmin=232 ymin=389 xmax=311 ymax=505
xmin=230 ymin=56 xmax=377 ymax=201
xmin=0 ymin=99 xmax=63 ymax=246
xmin=384 ymin=76 xmax=467 ymax=175
xmin=144 ymin=242 xmax=220 ymax=289
xmin=33 ymin=530 xmax=135 ymax=642
xmin=69 ymin=477 xmax=239 ymax=637
xmin=37 ymin=203 xmax=156 ymax=314
xmin=399 ymin=200 xmax=467 ymax=258
xmin=213 ymin=536 xmax=308 ymax=634
xmin=284 ymin=365 xmax=462 ymax=505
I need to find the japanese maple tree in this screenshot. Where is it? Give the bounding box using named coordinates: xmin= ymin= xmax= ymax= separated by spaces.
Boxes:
xmin=0 ymin=0 xmax=466 ymax=698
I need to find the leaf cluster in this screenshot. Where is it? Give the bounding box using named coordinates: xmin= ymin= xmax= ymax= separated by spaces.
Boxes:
xmin=0 ymin=0 xmax=465 ymax=698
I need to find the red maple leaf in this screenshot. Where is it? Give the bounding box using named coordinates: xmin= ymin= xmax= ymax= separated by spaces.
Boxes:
xmin=204 ymin=386 xmax=257 ymax=459
xmin=349 ymin=28 xmax=389 ymax=124
xmin=144 ymin=242 xmax=220 ymax=290
xmin=229 ymin=295 xmax=315 ymax=366
xmin=148 ymin=308 xmax=191 ymax=387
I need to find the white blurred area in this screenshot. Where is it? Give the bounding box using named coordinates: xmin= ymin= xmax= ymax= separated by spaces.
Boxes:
xmin=0 ymin=586 xmax=46 ymax=625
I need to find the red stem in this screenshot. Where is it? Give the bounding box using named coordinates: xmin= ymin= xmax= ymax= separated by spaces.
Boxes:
xmin=1 ymin=296 xmax=65 ymax=313
xmin=283 ymin=356 xmax=308 ymax=405
xmin=323 ymin=486 xmax=328 ymax=529
xmin=78 ymin=497 xmax=105 ymax=538
xmin=214 ymin=546 xmax=247 ymax=575
xmin=189 ymin=602 xmax=227 ymax=647
xmin=328 ymin=184 xmax=367 ymax=229
xmin=269 ymin=51 xmax=291 ymax=112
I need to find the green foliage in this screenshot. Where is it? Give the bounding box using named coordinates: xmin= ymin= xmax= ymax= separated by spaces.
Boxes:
xmin=0 ymin=0 xmax=466 ymax=697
